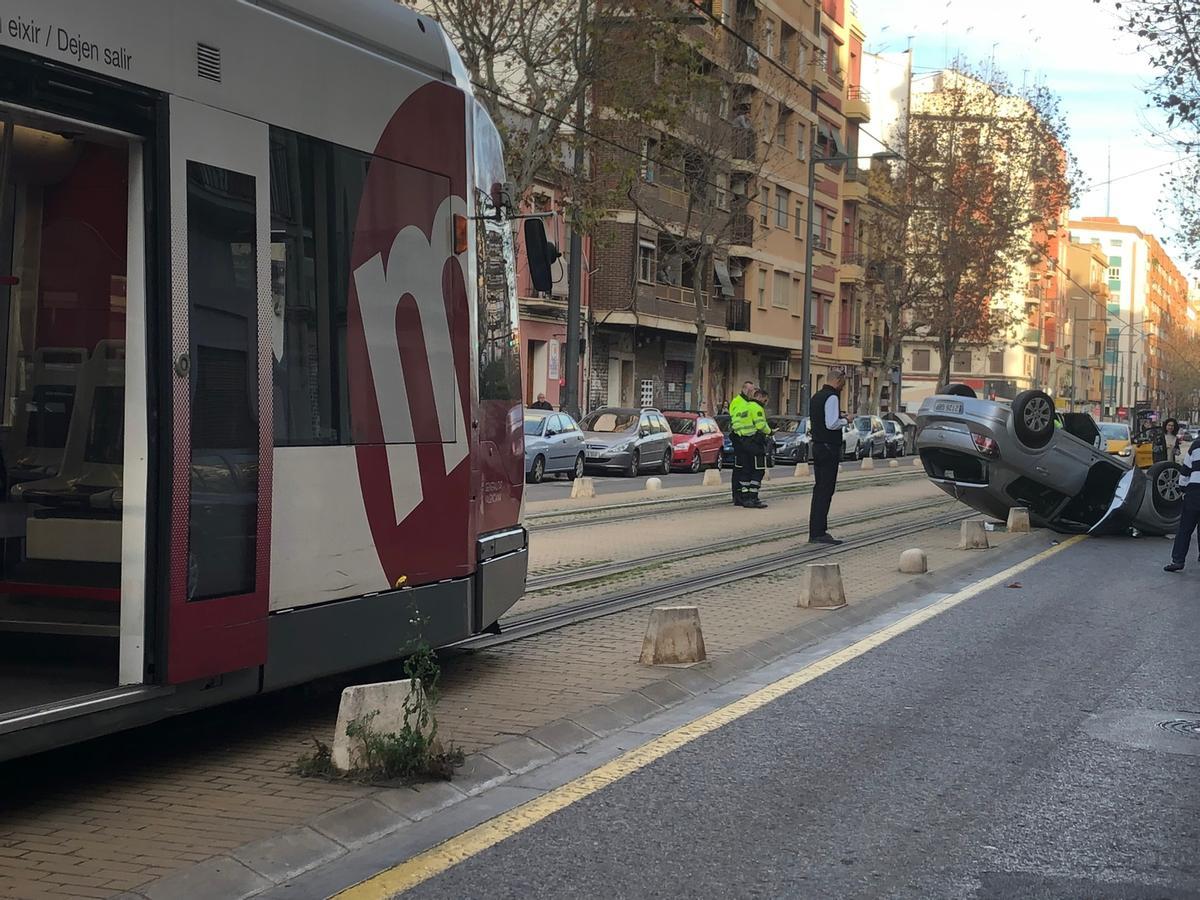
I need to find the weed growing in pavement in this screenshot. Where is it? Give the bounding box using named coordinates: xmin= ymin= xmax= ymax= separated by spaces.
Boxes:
xmin=295 ymin=613 xmax=463 ymax=784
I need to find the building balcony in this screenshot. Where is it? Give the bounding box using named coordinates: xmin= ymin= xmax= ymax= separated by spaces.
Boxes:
xmin=843 ymin=166 xmax=869 ymax=203
xmin=845 ymin=85 xmax=870 ymax=122
xmin=837 ymin=331 xmax=861 ymax=348
xmin=656 ymin=284 xmax=710 ymax=308
xmin=731 ymin=212 xmax=755 ymax=245
xmin=839 ymin=251 xmax=865 ymax=281
xmin=862 ymin=333 xmax=885 ymax=361
xmin=727 ymin=298 xmax=751 ymax=332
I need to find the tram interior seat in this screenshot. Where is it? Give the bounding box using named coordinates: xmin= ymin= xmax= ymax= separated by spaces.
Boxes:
xmin=11 ymin=340 xmax=125 ymax=566
xmin=5 ymin=347 xmax=88 ymax=488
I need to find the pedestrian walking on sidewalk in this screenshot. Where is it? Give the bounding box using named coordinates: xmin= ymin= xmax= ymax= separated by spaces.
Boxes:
xmin=807 ymin=368 xmax=848 ymax=544
xmin=1165 ymin=439 xmax=1200 ymax=572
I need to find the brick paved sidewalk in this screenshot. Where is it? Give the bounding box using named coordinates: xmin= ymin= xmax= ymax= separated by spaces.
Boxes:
xmin=0 ymin=481 xmax=1016 ymax=900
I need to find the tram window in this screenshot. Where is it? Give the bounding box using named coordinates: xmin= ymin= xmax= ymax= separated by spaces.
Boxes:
xmin=84 ymin=386 xmax=124 ymax=465
xmin=25 ymin=385 xmax=75 ymax=448
xmin=268 ymin=128 xmax=361 ymax=446
xmin=186 ymin=161 xmax=259 ymax=600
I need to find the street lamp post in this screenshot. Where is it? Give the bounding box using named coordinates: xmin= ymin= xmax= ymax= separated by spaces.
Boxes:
xmin=800 ymin=149 xmax=898 ymax=416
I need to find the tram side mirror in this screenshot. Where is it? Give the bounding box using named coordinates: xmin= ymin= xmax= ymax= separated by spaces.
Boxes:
xmin=524 ymin=218 xmax=560 ymax=293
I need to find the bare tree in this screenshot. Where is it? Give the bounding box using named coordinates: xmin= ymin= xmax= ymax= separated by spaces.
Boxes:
xmin=408 ymin=0 xmax=690 ymax=197
xmin=861 ymin=158 xmax=929 ymax=414
xmin=1096 ymin=1 xmax=1200 ymax=261
xmin=904 ymin=63 xmax=1077 ymax=389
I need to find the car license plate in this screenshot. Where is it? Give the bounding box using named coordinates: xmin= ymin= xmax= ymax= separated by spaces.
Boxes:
xmin=585 ymin=449 xmax=603 ymax=459
xmin=934 ymin=400 xmax=963 ymax=414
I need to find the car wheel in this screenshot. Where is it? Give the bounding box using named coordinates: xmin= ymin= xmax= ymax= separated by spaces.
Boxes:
xmin=1148 ymin=461 xmax=1184 ymax=516
xmin=661 ymin=448 xmax=673 ymax=474
xmin=528 ymin=455 xmax=545 ymax=484
xmin=873 ymin=440 xmax=885 ymax=459
xmin=940 ymin=382 xmax=978 ymax=398
xmin=1012 ymin=390 xmax=1056 ymax=449
xmin=626 ymin=450 xmax=640 ymax=478
xmin=689 ymin=451 xmax=702 ymax=473
xmin=568 ymin=454 xmax=584 ymax=480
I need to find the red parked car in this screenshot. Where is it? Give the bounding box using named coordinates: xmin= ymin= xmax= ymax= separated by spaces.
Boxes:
xmin=663 ymin=411 xmax=725 ymax=472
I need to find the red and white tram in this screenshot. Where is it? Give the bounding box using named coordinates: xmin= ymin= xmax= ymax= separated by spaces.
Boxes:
xmin=0 ymin=0 xmax=546 ymax=760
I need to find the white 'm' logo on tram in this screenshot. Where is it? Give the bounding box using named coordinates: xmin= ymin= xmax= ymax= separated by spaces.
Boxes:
xmin=352 ymin=197 xmax=469 ymax=524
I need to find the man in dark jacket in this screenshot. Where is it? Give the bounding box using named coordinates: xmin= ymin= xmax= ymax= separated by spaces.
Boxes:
xmin=807 ymin=369 xmax=848 ymax=544
xmin=529 ymin=393 xmax=553 ymax=410
xmin=1165 ymin=439 xmax=1200 ymax=571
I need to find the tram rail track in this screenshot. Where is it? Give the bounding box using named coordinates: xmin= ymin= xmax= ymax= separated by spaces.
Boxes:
xmin=527 ymin=467 xmax=924 ymax=532
xmin=525 ymin=496 xmax=956 ymax=594
xmin=457 ymin=504 xmax=974 ymax=652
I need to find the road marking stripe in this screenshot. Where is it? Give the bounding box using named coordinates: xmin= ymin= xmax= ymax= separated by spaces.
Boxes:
xmin=334 ymin=534 xmax=1085 ymax=899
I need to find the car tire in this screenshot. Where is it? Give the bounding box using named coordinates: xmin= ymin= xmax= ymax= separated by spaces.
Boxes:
xmin=1148 ymin=461 xmax=1183 ymax=516
xmin=689 ymin=451 xmax=702 ymax=474
xmin=626 ymin=450 xmax=640 ymax=478
xmin=873 ymin=440 xmax=885 ymax=459
xmin=568 ymin=454 xmax=584 ymax=481
xmin=940 ymin=382 xmax=978 ymax=398
xmin=528 ymin=455 xmax=545 ymax=484
xmin=661 ymin=448 xmax=673 ymax=474
xmin=1012 ymin=390 xmax=1056 ymax=449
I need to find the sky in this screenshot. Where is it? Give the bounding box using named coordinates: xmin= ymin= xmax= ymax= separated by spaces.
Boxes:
xmin=857 ymin=0 xmax=1197 ymax=279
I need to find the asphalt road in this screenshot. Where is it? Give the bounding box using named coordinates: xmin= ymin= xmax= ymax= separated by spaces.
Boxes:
xmin=525 ymin=455 xmax=911 ymax=500
xmin=404 ymin=533 xmax=1200 ymax=899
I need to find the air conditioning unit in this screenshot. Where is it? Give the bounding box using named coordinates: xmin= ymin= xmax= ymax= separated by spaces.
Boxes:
xmin=766 ymin=359 xmax=790 ymax=378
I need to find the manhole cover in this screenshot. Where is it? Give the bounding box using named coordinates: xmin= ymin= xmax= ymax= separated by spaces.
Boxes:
xmin=1157 ymin=719 xmax=1200 ymax=738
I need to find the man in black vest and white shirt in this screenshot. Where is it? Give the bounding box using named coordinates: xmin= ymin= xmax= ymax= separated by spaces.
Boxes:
xmin=807 ymin=368 xmax=848 ymax=544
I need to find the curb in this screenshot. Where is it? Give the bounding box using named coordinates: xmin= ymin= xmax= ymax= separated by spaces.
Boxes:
xmin=122 ymin=529 xmax=1051 ymax=900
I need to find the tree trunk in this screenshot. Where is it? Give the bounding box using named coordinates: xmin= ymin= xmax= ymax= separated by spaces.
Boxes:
xmin=937 ymin=332 xmax=953 ymax=391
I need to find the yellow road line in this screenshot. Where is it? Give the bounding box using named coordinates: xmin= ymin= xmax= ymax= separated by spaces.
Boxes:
xmin=335 ymin=534 xmax=1085 ymax=899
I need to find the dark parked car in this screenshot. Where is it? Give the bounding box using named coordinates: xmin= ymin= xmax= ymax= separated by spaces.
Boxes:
xmin=852 ymin=415 xmax=888 ymax=459
xmin=715 ymin=414 xmax=776 ymax=468
xmin=916 ymin=384 xmax=1182 ymax=536
xmin=579 ymin=407 xmax=674 ymax=476
xmin=524 ymin=410 xmax=585 ymax=483
xmin=882 ymin=419 xmax=906 ymax=457
xmin=769 ymin=415 xmax=809 ymax=463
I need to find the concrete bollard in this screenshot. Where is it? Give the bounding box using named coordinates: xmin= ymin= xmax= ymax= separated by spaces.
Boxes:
xmin=913 ymin=457 xmax=924 ymax=468
xmin=639 ymin=606 xmax=706 ymax=665
xmin=794 ymin=464 xmax=810 ymax=479
xmin=761 ymin=467 xmax=771 ymax=482
xmin=959 ymin=520 xmax=990 ymax=550
xmin=799 ymin=563 xmax=847 ymax=610
xmin=888 ymin=458 xmax=900 ymax=468
xmin=645 ymin=477 xmax=663 ymax=492
xmin=860 ymin=456 xmax=875 ymax=470
xmin=702 ymin=468 xmax=722 ymax=487
xmin=570 ymin=476 xmax=596 ymax=499
xmin=899 ymin=548 xmax=928 ymax=574
xmin=1007 ymin=507 xmax=1031 ymax=533
xmin=332 ymin=679 xmax=424 ymax=771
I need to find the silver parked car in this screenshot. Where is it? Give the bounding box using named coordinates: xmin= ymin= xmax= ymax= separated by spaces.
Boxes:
xmin=916 ymin=385 xmax=1182 ymax=536
xmin=769 ymin=415 xmax=809 ymax=463
xmin=579 ymin=407 xmax=674 ymax=476
xmin=524 ymin=410 xmax=586 ymax=483
xmin=852 ymin=414 xmax=888 ymax=460
xmin=882 ymin=419 xmax=906 ymax=457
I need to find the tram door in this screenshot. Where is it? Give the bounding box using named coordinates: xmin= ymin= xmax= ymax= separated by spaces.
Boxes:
xmin=164 ymin=99 xmax=272 ymax=684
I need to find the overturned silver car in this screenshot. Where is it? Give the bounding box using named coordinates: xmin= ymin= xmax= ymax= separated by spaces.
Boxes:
xmin=916 ymin=386 xmax=1182 ymax=536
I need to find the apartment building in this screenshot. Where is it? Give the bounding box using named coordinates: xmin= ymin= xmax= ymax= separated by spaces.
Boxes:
xmin=1063 ymin=239 xmax=1112 ymax=416
xmin=1067 ymin=217 xmax=1189 ymax=415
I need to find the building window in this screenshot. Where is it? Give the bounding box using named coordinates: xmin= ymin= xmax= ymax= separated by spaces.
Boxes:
xmin=640 ymin=137 xmax=657 ymax=182
xmin=1111 ymin=239 xmax=1123 ymax=247
xmin=797 ymin=124 xmax=806 ymax=160
xmin=777 ymin=107 xmax=790 ymax=147
xmin=759 ymin=187 xmax=770 ymax=226
xmin=715 ymin=173 xmax=730 ymax=211
xmin=776 ymin=188 xmax=790 ymax=228
xmin=1107 ymin=266 xmax=1121 ymax=279
xmin=795 ymin=203 xmax=804 ymax=238
xmin=637 ymin=241 xmax=656 ymax=284
xmin=912 ymin=349 xmax=931 ymax=371
xmin=757 ymin=268 xmax=768 ymax=309
xmin=764 ymin=19 xmax=775 ymax=58
xmin=640 ymin=379 xmax=654 ymax=407
xmin=719 ymin=86 xmax=731 ymax=120
xmin=952 ymin=350 xmax=973 ymax=373
xmin=988 ymin=351 xmax=1004 ymax=374
xmin=773 ymin=270 xmax=790 ymax=309
xmin=792 ymin=277 xmax=803 ymax=315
